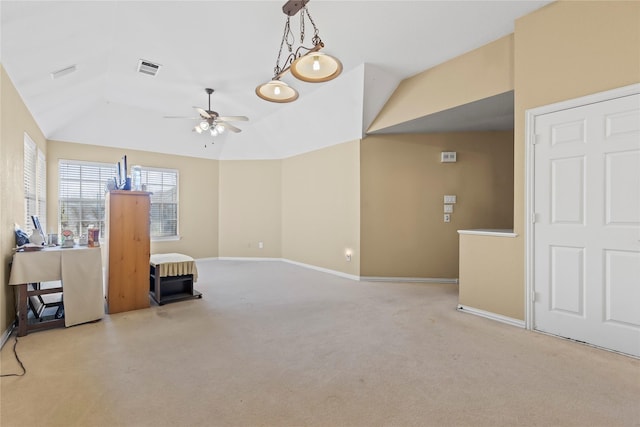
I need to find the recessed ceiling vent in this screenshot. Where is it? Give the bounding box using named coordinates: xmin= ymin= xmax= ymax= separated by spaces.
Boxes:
xmin=137 ymin=59 xmax=161 ymax=76
xmin=50 ymin=64 xmax=77 ymax=79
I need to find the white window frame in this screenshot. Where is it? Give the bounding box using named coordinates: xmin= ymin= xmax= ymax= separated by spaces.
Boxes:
xmin=23 ymin=133 xmax=46 ymax=234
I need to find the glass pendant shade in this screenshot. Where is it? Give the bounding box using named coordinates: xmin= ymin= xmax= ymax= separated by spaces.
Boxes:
xmin=199 ymin=120 xmax=210 ymax=131
xmin=255 ymin=80 xmax=299 ymax=103
xmin=290 ymin=52 xmax=342 ymax=83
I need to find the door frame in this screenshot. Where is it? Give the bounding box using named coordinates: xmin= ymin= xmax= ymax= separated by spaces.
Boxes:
xmin=524 ymin=83 xmax=640 ymax=331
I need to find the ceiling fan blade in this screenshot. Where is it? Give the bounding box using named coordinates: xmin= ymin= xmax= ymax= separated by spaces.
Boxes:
xmin=219 ymin=122 xmax=242 ymax=133
xmin=218 ymin=116 xmax=249 ymax=122
xmin=164 ymin=115 xmax=198 ymax=119
xmin=194 ymin=107 xmax=211 ymax=119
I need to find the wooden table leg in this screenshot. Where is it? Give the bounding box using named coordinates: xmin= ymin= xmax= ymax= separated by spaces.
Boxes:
xmin=17 ymin=284 xmax=28 ymax=337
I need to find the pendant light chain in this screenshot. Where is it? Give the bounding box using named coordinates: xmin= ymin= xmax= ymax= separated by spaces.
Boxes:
xmin=274 ymin=17 xmax=293 ymax=77
xmin=303 ymin=7 xmax=322 ymax=46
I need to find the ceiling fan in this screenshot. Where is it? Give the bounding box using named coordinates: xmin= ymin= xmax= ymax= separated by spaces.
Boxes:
xmin=165 ymin=88 xmax=248 ymax=137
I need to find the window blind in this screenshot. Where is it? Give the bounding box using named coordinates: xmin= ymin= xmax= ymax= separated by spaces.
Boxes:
xmin=141 ymin=167 xmax=178 ymax=238
xmin=23 ymin=137 xmax=37 ymax=233
xmin=58 ymin=160 xmax=178 ymax=240
xmin=37 ymin=149 xmax=47 ymax=232
xmin=59 ymin=160 xmax=115 ymax=238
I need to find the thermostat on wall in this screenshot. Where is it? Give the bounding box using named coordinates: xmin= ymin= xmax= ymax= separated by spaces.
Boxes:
xmin=441 ymin=151 xmax=457 ymax=163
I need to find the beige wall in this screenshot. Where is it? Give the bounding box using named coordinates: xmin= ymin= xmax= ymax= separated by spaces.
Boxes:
xmin=458 ymin=1 xmax=640 ymax=320
xmin=360 ymin=132 xmax=514 ymax=278
xmin=218 ymin=160 xmax=282 ymax=258
xmin=46 ymin=141 xmax=219 ymax=259
xmin=0 ymin=65 xmax=48 ymax=333
xmin=458 ymin=234 xmax=521 ymax=319
xmin=282 ymin=140 xmax=361 ymax=276
xmin=513 ymin=0 xmax=640 ymax=236
xmin=368 ymin=35 xmax=514 ymax=133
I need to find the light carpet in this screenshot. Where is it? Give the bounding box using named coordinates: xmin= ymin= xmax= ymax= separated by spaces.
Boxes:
xmin=1 ymin=260 xmax=639 ymax=426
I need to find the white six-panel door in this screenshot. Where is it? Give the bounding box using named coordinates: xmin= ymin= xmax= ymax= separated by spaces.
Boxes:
xmin=533 ymin=92 xmax=640 ymax=357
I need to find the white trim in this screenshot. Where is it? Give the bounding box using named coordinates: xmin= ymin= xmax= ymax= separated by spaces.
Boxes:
xmin=281 ymin=259 xmax=361 ymax=281
xmin=1 ymin=323 xmax=15 ymax=349
xmin=524 ymin=83 xmax=640 ymax=332
xmin=195 ymin=257 xmax=219 ymax=263
xmin=457 ymin=229 xmax=517 ymax=238
xmin=457 ymin=305 xmax=525 ymax=328
xmin=362 ymin=276 xmax=458 ymax=284
xmin=193 ymin=257 xmax=454 ymax=283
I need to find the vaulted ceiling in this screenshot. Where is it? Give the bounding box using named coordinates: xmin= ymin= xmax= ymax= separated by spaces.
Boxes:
xmin=1 ymin=1 xmax=549 ymax=160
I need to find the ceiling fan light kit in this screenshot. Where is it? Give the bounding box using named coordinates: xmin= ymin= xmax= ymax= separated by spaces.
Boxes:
xmin=166 ymin=87 xmax=248 ymax=145
xmin=256 ymin=0 xmax=342 ymax=103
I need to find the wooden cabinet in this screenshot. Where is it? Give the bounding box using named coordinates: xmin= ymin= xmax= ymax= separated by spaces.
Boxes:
xmin=105 ymin=191 xmax=151 ymax=314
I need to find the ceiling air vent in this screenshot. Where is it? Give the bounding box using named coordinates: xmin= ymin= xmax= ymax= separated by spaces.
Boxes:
xmin=50 ymin=64 xmax=77 ymax=79
xmin=137 ymin=59 xmax=161 ymax=77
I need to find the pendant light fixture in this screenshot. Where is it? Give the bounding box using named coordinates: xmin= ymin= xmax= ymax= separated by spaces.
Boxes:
xmin=256 ymin=0 xmax=342 ymax=103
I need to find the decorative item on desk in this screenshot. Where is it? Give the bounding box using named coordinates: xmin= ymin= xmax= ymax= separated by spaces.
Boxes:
xmin=79 ymin=234 xmax=88 ymax=246
xmin=29 ymin=229 xmax=44 ymax=245
xmin=87 ymin=227 xmax=100 ymax=247
xmin=48 ymin=233 xmax=58 ymax=246
xmin=14 ymin=224 xmax=29 ymax=247
xmin=61 ymin=229 xmax=75 ymax=248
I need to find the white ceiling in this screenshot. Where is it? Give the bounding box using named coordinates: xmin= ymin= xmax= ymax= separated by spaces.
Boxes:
xmin=1 ymin=1 xmax=550 ymax=160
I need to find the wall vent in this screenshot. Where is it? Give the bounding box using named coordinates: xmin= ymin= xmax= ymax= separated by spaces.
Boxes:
xmin=137 ymin=59 xmax=161 ymax=76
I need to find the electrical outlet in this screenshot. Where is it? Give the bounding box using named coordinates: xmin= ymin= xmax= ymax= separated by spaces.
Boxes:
xmin=258 ymin=241 xmax=264 ymax=249
xmin=444 ymin=214 xmax=451 ymax=223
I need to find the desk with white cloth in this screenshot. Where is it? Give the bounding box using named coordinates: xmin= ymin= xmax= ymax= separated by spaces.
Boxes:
xmin=9 ymin=246 xmax=104 ymax=336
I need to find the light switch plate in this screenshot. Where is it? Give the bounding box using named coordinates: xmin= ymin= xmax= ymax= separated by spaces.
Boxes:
xmin=444 ymin=204 xmax=453 ymax=213
xmin=444 ymin=195 xmax=457 ymax=204
xmin=441 ymin=152 xmax=457 ymax=163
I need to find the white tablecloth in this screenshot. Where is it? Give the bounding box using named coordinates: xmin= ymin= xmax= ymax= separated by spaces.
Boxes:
xmin=150 ymin=253 xmax=198 ymax=282
xmin=9 ymin=246 xmax=104 ymax=327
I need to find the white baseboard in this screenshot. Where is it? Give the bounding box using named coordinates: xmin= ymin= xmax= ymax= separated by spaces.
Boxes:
xmin=362 ymin=276 xmax=459 ymax=284
xmin=1 ymin=322 xmax=15 ymax=349
xmin=457 ymin=304 xmax=525 ymax=328
xmin=281 ymin=259 xmax=360 ymax=281
xmin=195 ymin=257 xmax=219 ymax=263
xmin=196 ymin=257 xmax=452 ymax=284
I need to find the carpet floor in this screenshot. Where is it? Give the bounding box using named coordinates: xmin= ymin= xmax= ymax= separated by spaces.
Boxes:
xmin=1 ymin=260 xmax=639 ymax=427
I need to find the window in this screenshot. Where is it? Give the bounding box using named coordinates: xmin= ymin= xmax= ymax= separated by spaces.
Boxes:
xmin=141 ymin=167 xmax=179 ymax=239
xmin=58 ymin=160 xmax=179 ymax=240
xmin=23 ymin=134 xmax=46 ymax=234
xmin=59 ymin=160 xmax=114 ymax=238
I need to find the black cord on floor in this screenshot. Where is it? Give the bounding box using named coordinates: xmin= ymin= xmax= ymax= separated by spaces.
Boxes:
xmin=0 ymin=334 xmax=26 ymax=377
